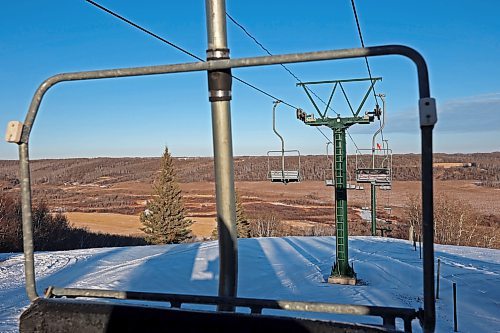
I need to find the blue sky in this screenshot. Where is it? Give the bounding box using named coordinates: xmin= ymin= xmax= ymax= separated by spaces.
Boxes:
xmin=1 ymin=0 xmax=499 ymax=159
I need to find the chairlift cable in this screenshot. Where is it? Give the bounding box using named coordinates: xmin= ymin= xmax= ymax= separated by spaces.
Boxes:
xmin=84 ymin=0 xmax=301 ymax=110
xmin=315 ymin=127 xmax=332 ymax=144
xmin=86 ymin=0 xmax=349 ymax=165
xmin=226 ymin=12 xmax=340 ymax=116
xmin=85 ymin=0 xmax=204 ymax=61
xmin=346 ymin=129 xmax=367 ymax=169
xmin=349 ymin=0 xmax=379 ymax=106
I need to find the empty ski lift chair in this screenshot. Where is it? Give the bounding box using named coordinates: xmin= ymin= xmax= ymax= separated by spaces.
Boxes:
xmin=267 ymin=101 xmax=301 ymax=183
xmin=7 ymin=40 xmax=438 ymax=332
xmin=355 ymin=95 xmax=392 ymax=187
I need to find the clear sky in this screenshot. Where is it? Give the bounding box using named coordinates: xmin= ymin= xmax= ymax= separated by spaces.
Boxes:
xmin=1 ymin=0 xmax=499 ymax=159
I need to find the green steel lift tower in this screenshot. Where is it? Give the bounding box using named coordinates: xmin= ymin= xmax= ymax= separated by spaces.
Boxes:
xmin=296 ymin=77 xmax=381 ymax=284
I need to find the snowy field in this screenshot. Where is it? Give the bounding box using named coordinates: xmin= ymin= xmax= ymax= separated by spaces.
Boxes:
xmin=0 ymin=236 xmax=498 ymax=332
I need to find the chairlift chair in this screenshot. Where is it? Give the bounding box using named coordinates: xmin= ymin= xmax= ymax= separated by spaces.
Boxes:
xmin=267 ymin=101 xmax=301 ymax=184
xmin=355 ymin=96 xmax=392 ymax=187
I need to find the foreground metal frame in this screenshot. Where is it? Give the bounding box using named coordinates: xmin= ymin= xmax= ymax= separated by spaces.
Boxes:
xmin=41 ymin=286 xmax=418 ymax=331
xmin=10 ymin=44 xmax=437 ymax=332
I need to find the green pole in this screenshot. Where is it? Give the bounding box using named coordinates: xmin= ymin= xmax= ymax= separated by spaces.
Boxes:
xmin=371 ymin=182 xmax=377 ymax=236
xmin=331 ymin=128 xmax=355 ymax=278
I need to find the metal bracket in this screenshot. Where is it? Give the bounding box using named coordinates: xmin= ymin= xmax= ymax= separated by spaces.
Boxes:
xmin=207 ymin=48 xmax=232 ymax=102
xmin=5 ymin=121 xmax=23 ymax=143
xmin=419 ymin=98 xmax=437 ymax=127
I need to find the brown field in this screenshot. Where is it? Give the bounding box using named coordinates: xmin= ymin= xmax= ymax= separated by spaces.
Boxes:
xmin=2 ymin=154 xmax=498 ymax=247
xmin=66 ymin=212 xmax=143 ymax=236
xmin=58 ymin=180 xmax=498 ymax=241
xmin=67 ymin=212 xmax=218 ymax=238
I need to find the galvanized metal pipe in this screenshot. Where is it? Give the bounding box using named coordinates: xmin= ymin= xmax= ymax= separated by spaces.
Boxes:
xmin=210 ymin=100 xmax=238 ymax=303
xmin=371 ymin=183 xmax=377 ymax=236
xmin=14 ymin=43 xmax=434 ymax=331
xmin=272 ymin=101 xmax=286 ymax=181
xmin=47 ymin=286 xmax=418 ymax=321
xmin=421 ymin=125 xmax=435 ymax=332
xmin=19 ymin=143 xmax=38 ymax=301
xmin=205 ymin=0 xmax=238 ymax=306
xmin=18 ymin=45 xmax=430 ymax=144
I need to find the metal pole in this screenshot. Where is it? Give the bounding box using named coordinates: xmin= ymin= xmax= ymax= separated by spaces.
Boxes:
xmin=419 ymin=234 xmax=422 ymax=260
xmin=330 ymin=128 xmax=355 ymax=281
xmin=453 ymin=282 xmax=458 ymax=332
xmin=371 ymin=183 xmax=376 ymax=236
xmin=272 ymin=100 xmax=286 ymax=182
xmin=205 ymin=0 xmax=237 ymax=308
xmin=436 ymin=258 xmax=440 ymax=300
xmin=19 ymin=143 xmax=38 ymax=301
xmin=370 ymin=94 xmax=385 ymax=237
xmin=421 ymin=124 xmax=436 ymax=332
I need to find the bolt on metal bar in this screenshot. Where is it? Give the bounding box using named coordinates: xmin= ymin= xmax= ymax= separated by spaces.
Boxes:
xmin=12 ymin=44 xmax=435 ymax=331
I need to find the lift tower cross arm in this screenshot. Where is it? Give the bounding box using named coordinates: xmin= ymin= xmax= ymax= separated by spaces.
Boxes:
xmin=297 ymin=77 xmax=381 ymax=284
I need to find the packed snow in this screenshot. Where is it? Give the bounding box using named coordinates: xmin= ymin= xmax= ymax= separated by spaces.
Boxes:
xmin=1 ymin=236 xmax=499 ymax=332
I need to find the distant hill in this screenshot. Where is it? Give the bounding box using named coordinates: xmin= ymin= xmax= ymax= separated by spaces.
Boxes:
xmin=1 ymin=152 xmax=499 ymax=187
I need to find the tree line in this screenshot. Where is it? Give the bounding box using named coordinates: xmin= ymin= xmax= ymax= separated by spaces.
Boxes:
xmin=0 ymin=194 xmax=146 ymax=253
xmin=2 ymin=152 xmax=498 ymax=186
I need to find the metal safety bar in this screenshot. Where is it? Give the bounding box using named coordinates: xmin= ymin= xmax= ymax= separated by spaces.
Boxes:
xmin=46 ymin=287 xmax=419 ymax=332
xmin=267 ymin=149 xmax=301 ymax=182
xmin=355 ymin=148 xmax=393 ymax=184
xmin=9 ymin=44 xmax=437 ymax=332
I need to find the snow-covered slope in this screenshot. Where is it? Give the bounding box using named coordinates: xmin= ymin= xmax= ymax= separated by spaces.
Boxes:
xmin=1 ymin=237 xmax=498 ymax=332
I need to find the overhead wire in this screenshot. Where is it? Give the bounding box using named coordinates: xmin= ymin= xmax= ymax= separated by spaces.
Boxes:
xmin=315 ymin=127 xmax=332 ymax=143
xmin=84 ymin=0 xmax=301 ymax=110
xmin=226 ymin=11 xmax=339 ymax=146
xmin=86 ymin=0 xmax=340 ymax=149
xmin=226 ymin=12 xmax=340 ymax=117
xmin=349 ymin=0 xmax=389 ymax=161
xmin=349 ymin=0 xmax=379 ymax=107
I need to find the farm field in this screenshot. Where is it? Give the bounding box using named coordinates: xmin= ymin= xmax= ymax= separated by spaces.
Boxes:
xmin=61 ymin=180 xmax=499 ymax=241
xmin=65 ymin=212 xmax=143 ymax=236
xmin=1 ymin=154 xmax=498 ymax=245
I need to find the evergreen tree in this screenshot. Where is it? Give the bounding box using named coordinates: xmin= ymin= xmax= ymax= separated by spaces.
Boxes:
xmin=140 ymin=147 xmax=192 ymax=244
xmin=212 ymin=192 xmax=250 ymax=239
xmin=235 ymin=193 xmax=251 ymax=238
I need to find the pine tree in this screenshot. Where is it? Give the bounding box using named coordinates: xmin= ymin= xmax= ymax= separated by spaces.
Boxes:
xmin=235 ymin=193 xmax=251 ymax=238
xmin=212 ymin=192 xmax=250 ymax=239
xmin=140 ymin=147 xmax=192 ymax=244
